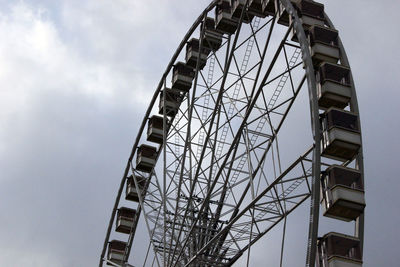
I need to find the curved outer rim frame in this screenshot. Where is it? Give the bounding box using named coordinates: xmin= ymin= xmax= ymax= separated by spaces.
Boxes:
xmin=324 ymin=12 xmax=365 ymax=256
xmin=99 ymin=1 xmax=364 ymax=266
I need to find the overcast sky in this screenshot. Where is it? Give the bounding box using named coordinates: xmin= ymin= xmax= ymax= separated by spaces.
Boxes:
xmin=0 ymin=0 xmax=399 ymax=266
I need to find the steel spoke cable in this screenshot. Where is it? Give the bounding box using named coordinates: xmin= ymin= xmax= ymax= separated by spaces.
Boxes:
xmin=222 ymin=47 xmax=302 ymax=207
xmin=184 ymin=148 xmax=314 ymax=266
xmin=220 ymin=39 xmax=300 ymax=209
xmin=195 ymin=55 xmax=216 ymax=160
xmin=180 ymin=20 xmax=294 ymax=266
xmin=207 ymin=16 xmax=262 ymax=199
xmin=209 ymin=71 xmax=306 ymax=259
xmin=199 ymin=16 xmax=281 ymax=258
xmin=225 ymin=70 xmax=306 ymax=217
xmin=166 ymin=17 xmax=210 ymax=265
xmin=171 ymin=3 xmax=254 ymax=264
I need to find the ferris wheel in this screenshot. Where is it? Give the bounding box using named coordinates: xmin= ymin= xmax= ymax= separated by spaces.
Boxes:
xmin=99 ymin=0 xmax=365 ymax=266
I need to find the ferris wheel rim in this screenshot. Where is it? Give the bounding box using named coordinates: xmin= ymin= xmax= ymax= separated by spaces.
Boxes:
xmin=99 ymin=1 xmax=365 ymax=266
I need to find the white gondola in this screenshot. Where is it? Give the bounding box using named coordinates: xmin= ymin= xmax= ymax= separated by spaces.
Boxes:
xmin=126 ymin=175 xmax=147 ymax=202
xmin=290 ymin=0 xmax=325 ymax=42
xmin=116 ymin=207 xmax=137 ymax=234
xmin=107 ymin=240 xmax=127 ymax=266
xmin=248 ymin=0 xmax=268 ymax=18
xmin=158 ymin=89 xmax=183 ymax=117
xmin=321 ymin=108 xmax=361 ymax=161
xmin=317 ymin=232 xmax=362 ymax=267
xmin=309 ymin=25 xmax=339 ymax=66
xmin=321 ymin=165 xmax=365 ymax=221
xmin=171 ymin=62 xmax=195 ymax=92
xmin=202 ymin=17 xmax=223 ymax=51
xmin=231 ymin=0 xmax=254 ymax=23
xmin=185 ymin=38 xmax=210 ymax=70
xmin=216 ymin=0 xmax=238 ymax=34
xmin=295 ymin=0 xmax=325 ymax=28
xmin=136 ymin=144 xmax=157 ymax=173
xmin=147 ymin=115 xmax=166 ymax=144
xmin=317 ymin=63 xmax=352 ymax=109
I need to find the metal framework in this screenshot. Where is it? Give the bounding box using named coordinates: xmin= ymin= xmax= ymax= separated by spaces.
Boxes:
xmin=99 ymin=1 xmax=364 ymax=266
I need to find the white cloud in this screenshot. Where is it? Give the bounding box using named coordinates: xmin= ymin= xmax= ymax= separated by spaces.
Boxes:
xmin=0 ymin=1 xmax=165 ymax=163
xmin=0 ymin=1 xmax=158 ymax=126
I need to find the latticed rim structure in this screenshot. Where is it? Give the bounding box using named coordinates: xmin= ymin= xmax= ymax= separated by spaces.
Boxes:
xmin=100 ymin=1 xmax=365 ymax=266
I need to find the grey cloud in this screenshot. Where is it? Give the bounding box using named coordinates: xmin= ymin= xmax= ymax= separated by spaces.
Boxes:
xmin=0 ymin=0 xmax=399 ymax=266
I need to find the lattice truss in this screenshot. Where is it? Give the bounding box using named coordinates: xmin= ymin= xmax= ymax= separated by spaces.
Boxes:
xmin=123 ymin=15 xmax=324 ymax=267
